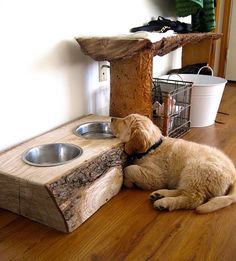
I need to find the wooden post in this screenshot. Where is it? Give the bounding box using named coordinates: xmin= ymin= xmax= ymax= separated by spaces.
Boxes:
xmin=110 ymin=49 xmax=153 ymax=118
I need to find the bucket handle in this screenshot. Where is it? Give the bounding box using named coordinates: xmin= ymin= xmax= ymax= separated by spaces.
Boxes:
xmin=166 ymin=73 xmax=187 ymax=87
xmin=167 ymin=73 xmax=186 ymax=85
xmin=197 ymin=65 xmax=214 ymax=76
xmin=167 ymin=73 xmax=184 ymax=82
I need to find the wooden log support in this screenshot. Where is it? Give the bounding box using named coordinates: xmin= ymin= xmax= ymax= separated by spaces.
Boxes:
xmin=110 ymin=49 xmax=153 ymax=118
xmin=0 ymin=115 xmax=127 ymax=233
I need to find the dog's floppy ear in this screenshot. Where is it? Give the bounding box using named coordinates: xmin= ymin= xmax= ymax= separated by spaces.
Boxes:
xmin=124 ymin=129 xmax=150 ymax=155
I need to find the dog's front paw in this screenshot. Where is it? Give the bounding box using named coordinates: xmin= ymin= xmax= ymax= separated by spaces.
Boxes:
xmin=153 ymin=199 xmax=170 ymax=211
xmin=154 ymin=205 xmax=168 ymax=211
xmin=149 ymin=192 xmax=165 ymax=202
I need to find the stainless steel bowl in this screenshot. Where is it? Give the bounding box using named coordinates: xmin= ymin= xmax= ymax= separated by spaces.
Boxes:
xmin=22 ymin=143 xmax=83 ymax=167
xmin=74 ymin=121 xmax=114 ymax=139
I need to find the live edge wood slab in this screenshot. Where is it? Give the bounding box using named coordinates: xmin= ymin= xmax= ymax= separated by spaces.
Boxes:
xmin=0 ymin=115 xmax=127 ymax=233
xmin=76 ymin=32 xmax=221 ymax=118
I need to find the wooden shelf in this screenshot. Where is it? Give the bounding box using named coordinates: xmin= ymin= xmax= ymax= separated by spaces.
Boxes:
xmin=76 ymin=33 xmax=222 ymax=118
xmin=76 ymin=32 xmax=221 ymax=61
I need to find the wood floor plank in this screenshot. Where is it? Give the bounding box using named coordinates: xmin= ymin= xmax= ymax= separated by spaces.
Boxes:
xmin=0 ymin=83 xmax=236 ymax=261
xmin=0 ymin=209 xmax=19 ymax=230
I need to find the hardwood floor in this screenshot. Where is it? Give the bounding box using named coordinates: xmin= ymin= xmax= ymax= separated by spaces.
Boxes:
xmin=1 ymin=82 xmax=236 ymax=261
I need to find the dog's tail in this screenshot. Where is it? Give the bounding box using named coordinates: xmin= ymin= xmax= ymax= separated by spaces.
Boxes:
xmin=196 ymin=180 xmax=236 ymax=214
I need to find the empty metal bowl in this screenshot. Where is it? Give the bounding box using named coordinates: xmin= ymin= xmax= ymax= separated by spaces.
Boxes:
xmin=74 ymin=121 xmax=114 ymax=139
xmin=22 ymin=143 xmax=83 ymax=167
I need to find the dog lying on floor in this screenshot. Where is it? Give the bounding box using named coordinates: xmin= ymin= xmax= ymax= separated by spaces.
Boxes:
xmin=110 ymin=114 xmax=236 ymax=213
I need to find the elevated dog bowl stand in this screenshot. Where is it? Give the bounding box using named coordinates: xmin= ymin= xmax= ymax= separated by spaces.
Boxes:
xmin=0 ymin=115 xmax=126 ymax=233
xmin=76 ymin=32 xmax=221 ymax=118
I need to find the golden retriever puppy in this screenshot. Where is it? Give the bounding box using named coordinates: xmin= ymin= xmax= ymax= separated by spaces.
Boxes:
xmin=111 ymin=114 xmax=236 ymax=213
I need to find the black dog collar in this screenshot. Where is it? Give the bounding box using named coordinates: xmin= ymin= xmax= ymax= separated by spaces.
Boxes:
xmin=130 ymin=137 xmax=163 ymax=161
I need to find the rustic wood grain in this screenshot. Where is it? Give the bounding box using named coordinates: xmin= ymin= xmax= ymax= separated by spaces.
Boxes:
xmin=151 ymin=32 xmax=221 ymax=57
xmin=0 ymin=173 xmax=19 ymax=214
xmin=0 ymin=115 xmax=126 ymax=232
xmin=76 ymin=32 xmax=222 ymax=61
xmin=77 ymin=37 xmax=151 ymax=61
xmin=64 ymin=166 xmax=123 ymax=232
xmin=110 ymin=49 xmax=153 ymax=117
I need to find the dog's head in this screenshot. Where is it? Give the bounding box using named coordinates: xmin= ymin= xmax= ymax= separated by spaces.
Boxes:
xmin=111 ymin=114 xmax=162 ymax=155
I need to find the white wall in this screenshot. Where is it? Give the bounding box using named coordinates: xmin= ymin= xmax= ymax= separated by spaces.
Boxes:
xmin=0 ymin=0 xmax=180 ymax=152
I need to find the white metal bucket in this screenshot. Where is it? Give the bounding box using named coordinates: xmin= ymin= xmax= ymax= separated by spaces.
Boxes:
xmin=160 ymin=69 xmax=227 ymax=127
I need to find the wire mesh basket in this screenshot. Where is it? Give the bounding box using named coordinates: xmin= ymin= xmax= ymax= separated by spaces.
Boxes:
xmin=152 ymin=77 xmax=193 ymax=138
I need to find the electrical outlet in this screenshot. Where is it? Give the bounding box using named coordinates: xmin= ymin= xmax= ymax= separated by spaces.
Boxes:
xmin=99 ymin=61 xmax=110 ymax=82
